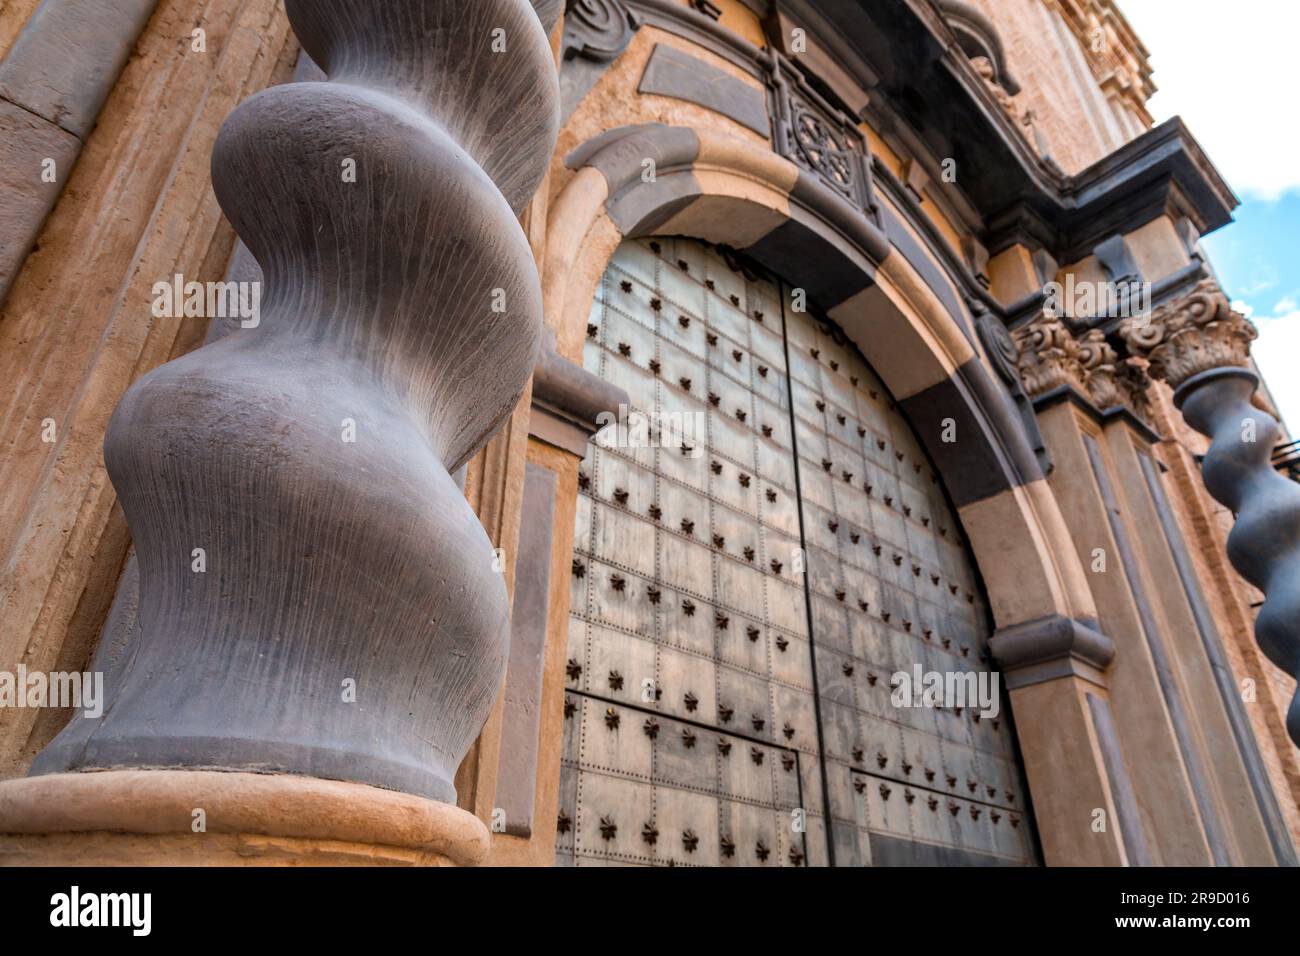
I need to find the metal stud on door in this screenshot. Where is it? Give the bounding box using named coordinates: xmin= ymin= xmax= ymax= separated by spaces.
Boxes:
xmin=560 ymin=238 xmax=1035 ymax=865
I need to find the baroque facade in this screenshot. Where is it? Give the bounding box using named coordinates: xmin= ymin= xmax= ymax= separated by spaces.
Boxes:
xmin=0 ymin=0 xmax=1295 ymax=867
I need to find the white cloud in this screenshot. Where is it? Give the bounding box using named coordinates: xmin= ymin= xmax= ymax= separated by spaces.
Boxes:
xmin=1119 ymin=0 xmax=1300 ymax=199
xmin=1252 ymin=312 xmax=1300 ymax=433
xmin=1273 ymin=295 xmax=1298 ymax=316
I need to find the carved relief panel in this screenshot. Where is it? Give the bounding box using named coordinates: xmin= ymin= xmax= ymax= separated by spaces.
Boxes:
xmin=560 ymin=237 xmax=1036 ymax=866
xmin=766 ymin=51 xmax=879 ymax=219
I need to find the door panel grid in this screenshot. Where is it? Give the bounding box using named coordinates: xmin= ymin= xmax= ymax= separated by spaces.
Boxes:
xmin=560 ymin=237 xmax=1036 ymax=866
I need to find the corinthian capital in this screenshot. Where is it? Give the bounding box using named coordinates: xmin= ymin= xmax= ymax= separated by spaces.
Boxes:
xmin=1076 ymin=329 xmax=1124 ymax=410
xmin=1011 ymin=310 xmax=1087 ymax=398
xmin=1119 ymin=279 xmax=1258 ymax=389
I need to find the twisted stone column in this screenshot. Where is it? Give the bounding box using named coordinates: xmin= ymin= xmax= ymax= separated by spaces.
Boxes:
xmin=0 ymin=0 xmax=561 ymax=864
xmin=1122 ymin=280 xmax=1300 ymax=747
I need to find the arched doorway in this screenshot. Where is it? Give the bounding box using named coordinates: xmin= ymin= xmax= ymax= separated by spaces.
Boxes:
xmin=557 ymin=236 xmax=1038 ymax=866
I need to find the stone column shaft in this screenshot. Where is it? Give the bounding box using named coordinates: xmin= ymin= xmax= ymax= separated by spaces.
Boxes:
xmin=0 ymin=0 xmax=563 ymax=866
xmin=1123 ymin=279 xmax=1300 ymax=747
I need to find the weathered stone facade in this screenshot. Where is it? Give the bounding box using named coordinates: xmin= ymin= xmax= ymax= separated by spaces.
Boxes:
xmin=0 ymin=0 xmax=1294 ymax=867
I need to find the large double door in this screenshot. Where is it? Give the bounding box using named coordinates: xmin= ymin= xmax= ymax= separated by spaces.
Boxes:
xmin=558 ymin=236 xmax=1037 ymax=866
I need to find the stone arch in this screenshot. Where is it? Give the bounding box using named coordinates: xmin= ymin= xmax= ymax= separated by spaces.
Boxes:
xmin=544 ymin=123 xmax=1106 ymax=662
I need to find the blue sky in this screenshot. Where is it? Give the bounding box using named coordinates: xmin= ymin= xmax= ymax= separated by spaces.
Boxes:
xmin=1119 ymin=0 xmax=1300 ymax=432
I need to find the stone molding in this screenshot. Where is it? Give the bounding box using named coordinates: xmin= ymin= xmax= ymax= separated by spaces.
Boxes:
xmin=973 ymin=303 xmax=1051 ymax=474
xmin=989 ymin=614 xmax=1116 ymax=689
xmin=0 ymin=770 xmax=488 ymax=866
xmin=531 ymin=332 xmax=629 ymax=456
xmin=0 ymin=0 xmax=162 ymax=309
xmin=563 ymin=0 xmax=641 ymax=62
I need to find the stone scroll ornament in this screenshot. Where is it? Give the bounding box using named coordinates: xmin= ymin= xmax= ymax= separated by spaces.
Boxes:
xmin=32 ymin=0 xmax=562 ymax=804
xmin=1122 ymin=279 xmax=1300 ymax=746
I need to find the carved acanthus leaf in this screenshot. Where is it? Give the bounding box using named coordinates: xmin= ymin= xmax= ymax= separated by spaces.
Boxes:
xmin=1077 ymin=329 xmax=1125 ymax=410
xmin=1119 ymin=279 xmax=1258 ymax=389
xmin=1011 ymin=311 xmax=1087 ymax=398
xmin=1117 ymin=356 xmax=1153 ymax=420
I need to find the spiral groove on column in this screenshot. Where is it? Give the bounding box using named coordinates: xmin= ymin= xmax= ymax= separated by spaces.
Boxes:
xmin=1123 ymin=279 xmax=1300 ymax=747
xmin=1178 ymin=371 xmax=1300 ymax=747
xmin=32 ymin=0 xmax=562 ymax=804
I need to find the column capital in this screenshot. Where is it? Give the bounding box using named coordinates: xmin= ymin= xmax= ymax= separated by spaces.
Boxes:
xmin=1077 ymin=328 xmax=1154 ymax=420
xmin=1012 ymin=312 xmax=1151 ymax=419
xmin=1012 ymin=309 xmax=1087 ymax=399
xmin=1119 ymin=278 xmax=1258 ymax=389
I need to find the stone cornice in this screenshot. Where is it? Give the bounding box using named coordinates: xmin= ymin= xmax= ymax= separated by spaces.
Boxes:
xmin=878 ymin=0 xmax=1232 ymax=256
xmin=530 ymin=331 xmax=629 ymax=457
xmin=984 ymin=118 xmax=1237 ymax=261
xmin=1030 ymin=383 xmax=1163 ymax=445
xmin=611 ymin=0 xmax=1236 ymax=287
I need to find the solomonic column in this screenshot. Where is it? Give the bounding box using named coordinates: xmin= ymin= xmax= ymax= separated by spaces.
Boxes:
xmin=1121 ymin=279 xmax=1300 ymax=747
xmin=0 ymin=0 xmax=561 ymax=865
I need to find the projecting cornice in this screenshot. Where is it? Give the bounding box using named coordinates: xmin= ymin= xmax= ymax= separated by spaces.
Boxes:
xmin=992 ymin=117 xmax=1239 ymax=261
xmin=610 ymin=1 xmax=1237 ymax=301
xmin=780 ymin=0 xmax=1238 ymax=262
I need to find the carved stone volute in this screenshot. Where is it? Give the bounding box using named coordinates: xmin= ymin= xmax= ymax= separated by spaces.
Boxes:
xmin=1119 ymin=278 xmax=1258 ymax=389
xmin=563 ymin=0 xmax=640 ymax=62
xmin=1011 ymin=310 xmax=1087 ymax=399
xmin=1077 ymin=328 xmax=1125 ymax=410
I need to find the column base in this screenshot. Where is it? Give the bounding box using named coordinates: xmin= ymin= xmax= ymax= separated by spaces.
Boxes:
xmin=0 ymin=769 xmax=489 ymax=867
